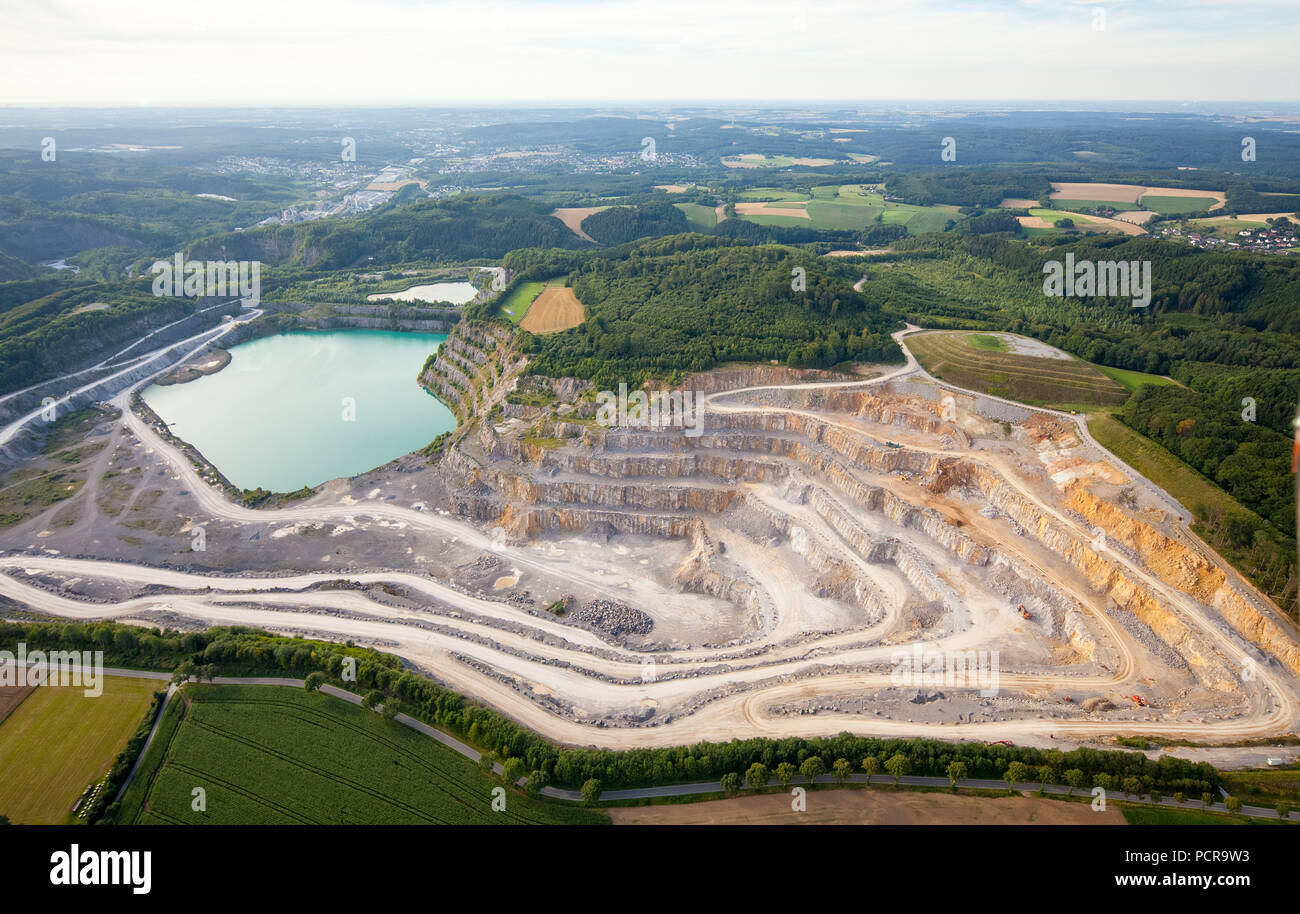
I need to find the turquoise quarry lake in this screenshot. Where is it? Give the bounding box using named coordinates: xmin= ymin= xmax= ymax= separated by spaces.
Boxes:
xmin=142 ymin=330 xmax=454 ymax=492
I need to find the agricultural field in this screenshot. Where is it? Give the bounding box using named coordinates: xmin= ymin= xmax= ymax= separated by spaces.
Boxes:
xmin=1141 ymin=195 xmax=1219 ymax=215
xmin=1183 ymin=213 xmax=1297 ymax=239
xmin=1048 ymin=182 xmax=1226 ymax=214
xmin=0 ymin=686 xmax=33 ymax=724
xmin=610 ymin=788 xmax=1125 ymax=825
xmin=734 ymin=185 xmax=956 ymax=234
xmin=494 ymin=281 xmax=545 ymax=323
xmin=736 ymin=188 xmax=809 ymax=202
xmin=0 ymin=675 xmax=160 ymax=824
xmin=551 ymin=206 xmax=605 ymax=242
xmin=907 ymin=331 xmax=1130 ymax=409
xmin=519 ymin=284 xmax=585 ymax=334
xmin=1190 ymin=219 xmax=1269 ymax=240
xmin=721 ymin=154 xmax=837 ymax=168
xmin=674 ymin=202 xmax=717 ymax=229
xmin=1020 ymin=225 xmax=1062 ymax=238
xmin=1030 ymin=208 xmax=1094 ymax=224
xmin=1019 ymin=209 xmax=1145 ymax=236
xmin=734 ymin=201 xmax=809 ymax=220
xmin=118 ymin=684 xmax=608 ymax=825
xmin=1045 ymin=198 xmax=1141 ymax=212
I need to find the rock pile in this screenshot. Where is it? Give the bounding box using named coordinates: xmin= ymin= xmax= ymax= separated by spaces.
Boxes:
xmin=573 ymin=599 xmax=654 ymax=637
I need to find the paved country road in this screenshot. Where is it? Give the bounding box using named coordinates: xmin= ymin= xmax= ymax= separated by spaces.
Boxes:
xmin=96 ymin=670 xmax=1296 ymax=822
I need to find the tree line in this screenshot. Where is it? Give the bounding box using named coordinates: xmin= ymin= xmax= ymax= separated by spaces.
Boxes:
xmin=2 ymin=620 xmax=1221 ymax=798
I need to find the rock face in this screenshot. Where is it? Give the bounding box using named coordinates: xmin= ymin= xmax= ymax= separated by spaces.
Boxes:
xmin=312 ymin=315 xmax=454 ymax=332
xmin=418 ymin=321 xmax=522 ymax=423
xmin=1065 ymin=483 xmax=1300 ymax=678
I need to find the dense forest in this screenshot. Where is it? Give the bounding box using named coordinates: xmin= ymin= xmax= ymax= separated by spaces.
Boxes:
xmin=886 ymin=170 xmax=1051 ymax=208
xmin=580 ymin=201 xmax=689 ymax=245
xmin=496 ymin=234 xmax=900 ymax=387
xmin=187 ymin=194 xmax=586 ymax=269
xmin=0 ymin=283 xmax=220 ymax=394
xmin=0 ymin=153 xmax=300 ymax=279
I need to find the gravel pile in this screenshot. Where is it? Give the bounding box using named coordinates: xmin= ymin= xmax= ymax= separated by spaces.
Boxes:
xmin=573 ymin=599 xmax=654 ymax=637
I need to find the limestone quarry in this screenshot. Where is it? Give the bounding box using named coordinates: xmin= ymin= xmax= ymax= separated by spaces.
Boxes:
xmin=1 ymin=322 xmax=1298 ymax=754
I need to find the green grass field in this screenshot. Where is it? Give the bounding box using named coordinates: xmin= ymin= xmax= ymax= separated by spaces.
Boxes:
xmin=674 ymin=202 xmax=718 ymax=229
xmin=1094 ymin=364 xmax=1179 ymax=393
xmin=119 ymin=684 xmax=608 ymax=825
xmin=1031 ymin=208 xmax=1094 ymax=224
xmin=884 ymin=205 xmax=957 ymax=234
xmin=1048 ymin=198 xmax=1140 ymax=212
xmin=1120 ymin=805 xmax=1258 ymax=825
xmin=494 ymin=281 xmax=545 ymax=324
xmin=736 ymin=188 xmax=808 ymax=202
xmin=726 ymin=184 xmax=954 ymax=234
xmin=814 ymin=184 xmax=882 ymax=205
xmin=966 ymin=334 xmax=1008 ymax=352
xmin=738 ymin=200 xmax=955 ymax=235
xmin=1183 ymin=217 xmax=1269 ymax=239
xmin=1220 ymin=768 xmax=1300 ymax=810
xmin=0 ymin=675 xmax=160 ymax=823
xmin=722 ymin=154 xmax=800 ymax=168
xmin=908 ymin=331 xmax=1129 ymax=408
xmin=1140 ymin=195 xmax=1218 ymax=215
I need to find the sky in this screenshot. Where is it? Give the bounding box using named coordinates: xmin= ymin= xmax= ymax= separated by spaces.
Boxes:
xmin=1 ymin=0 xmax=1298 ymax=106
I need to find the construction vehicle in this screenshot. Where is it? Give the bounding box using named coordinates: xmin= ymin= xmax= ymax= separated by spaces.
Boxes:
xmin=885 ymin=441 xmax=902 ymax=449
xmin=1062 ymin=696 xmax=1073 ymax=703
xmin=1018 ymin=603 xmax=1032 ymax=620
xmin=1131 ymin=694 xmax=1148 ymax=707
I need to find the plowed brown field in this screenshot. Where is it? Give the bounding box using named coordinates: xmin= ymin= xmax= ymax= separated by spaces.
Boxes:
xmin=520 ymin=286 xmax=585 ymax=334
